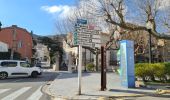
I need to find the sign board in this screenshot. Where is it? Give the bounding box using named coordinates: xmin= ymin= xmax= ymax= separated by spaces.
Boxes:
xmin=120 ymin=40 xmax=135 ymax=88
xmin=73 ymin=19 xmax=101 ymax=48
xmin=77 ymin=19 xmax=87 ymax=24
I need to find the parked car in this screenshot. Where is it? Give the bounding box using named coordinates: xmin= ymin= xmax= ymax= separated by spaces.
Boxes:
xmin=0 ymin=60 xmax=42 ymax=79
xmin=35 ymin=62 xmax=42 ymax=68
xmin=40 ymin=62 xmax=50 ymax=68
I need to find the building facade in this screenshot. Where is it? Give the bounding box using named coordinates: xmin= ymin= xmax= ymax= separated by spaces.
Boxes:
xmin=34 ymin=43 xmax=50 ymax=63
xmin=0 ymin=25 xmax=33 ymax=60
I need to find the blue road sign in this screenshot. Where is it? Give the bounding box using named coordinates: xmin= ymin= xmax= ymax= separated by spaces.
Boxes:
xmin=77 ymin=19 xmax=87 ymax=24
xmin=73 ymin=32 xmax=78 ymax=45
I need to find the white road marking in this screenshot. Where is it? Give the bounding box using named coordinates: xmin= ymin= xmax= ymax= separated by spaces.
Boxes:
xmin=27 ymin=86 xmax=43 ymax=100
xmin=12 ymin=79 xmax=24 ymax=82
xmin=0 ymin=89 xmax=10 ymax=94
xmin=1 ymin=87 xmax=31 ymax=100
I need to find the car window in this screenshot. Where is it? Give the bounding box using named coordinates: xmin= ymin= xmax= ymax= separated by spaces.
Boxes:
xmin=1 ymin=61 xmax=17 ymax=67
xmin=20 ymin=62 xmax=30 ymax=68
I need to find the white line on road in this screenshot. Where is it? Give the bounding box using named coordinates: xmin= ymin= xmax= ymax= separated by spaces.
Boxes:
xmin=27 ymin=86 xmax=43 ymax=100
xmin=0 ymin=89 xmax=10 ymax=94
xmin=12 ymin=79 xmax=24 ymax=82
xmin=1 ymin=87 xmax=31 ymax=100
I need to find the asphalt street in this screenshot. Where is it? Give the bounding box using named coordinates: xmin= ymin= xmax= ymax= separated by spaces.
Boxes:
xmin=0 ymin=69 xmax=58 ymax=100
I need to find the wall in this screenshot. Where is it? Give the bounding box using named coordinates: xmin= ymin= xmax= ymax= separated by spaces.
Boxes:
xmin=0 ymin=25 xmax=33 ymax=60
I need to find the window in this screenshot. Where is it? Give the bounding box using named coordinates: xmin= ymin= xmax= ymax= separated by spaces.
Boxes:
xmin=1 ymin=61 xmax=17 ymax=67
xmin=20 ymin=62 xmax=30 ymax=68
xmin=18 ymin=40 xmax=23 ymax=48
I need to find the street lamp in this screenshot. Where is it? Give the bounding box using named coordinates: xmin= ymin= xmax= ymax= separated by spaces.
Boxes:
xmin=146 ymin=21 xmax=153 ymax=63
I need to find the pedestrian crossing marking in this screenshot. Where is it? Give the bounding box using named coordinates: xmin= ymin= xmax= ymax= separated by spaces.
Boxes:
xmin=1 ymin=87 xmax=31 ymax=100
xmin=0 ymin=89 xmax=10 ymax=94
xmin=27 ymin=86 xmax=43 ymax=100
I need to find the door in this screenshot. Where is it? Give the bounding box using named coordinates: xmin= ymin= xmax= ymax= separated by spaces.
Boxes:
xmin=19 ymin=62 xmax=31 ymax=76
xmin=0 ymin=61 xmax=18 ymax=77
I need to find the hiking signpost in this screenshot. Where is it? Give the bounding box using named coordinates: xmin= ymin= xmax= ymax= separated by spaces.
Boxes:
xmin=74 ymin=19 xmax=101 ymax=95
xmin=74 ymin=19 xmax=101 ymax=48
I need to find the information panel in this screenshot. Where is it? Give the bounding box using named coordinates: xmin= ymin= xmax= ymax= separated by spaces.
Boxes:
xmin=120 ymin=40 xmax=135 ymax=88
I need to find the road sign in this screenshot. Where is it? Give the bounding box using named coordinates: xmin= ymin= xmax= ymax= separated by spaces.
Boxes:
xmin=77 ymin=19 xmax=87 ymax=24
xmin=74 ymin=19 xmax=101 ymax=48
xmin=73 ymin=32 xmax=78 ymax=45
xmin=92 ymin=39 xmax=101 ymax=43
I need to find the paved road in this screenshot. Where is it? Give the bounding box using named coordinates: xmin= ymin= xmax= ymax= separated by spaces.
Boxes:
xmin=0 ymin=69 xmax=58 ymax=100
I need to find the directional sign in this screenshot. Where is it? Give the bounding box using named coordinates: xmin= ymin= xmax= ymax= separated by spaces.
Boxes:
xmin=77 ymin=19 xmax=87 ymax=24
xmin=74 ymin=19 xmax=101 ymax=48
xmin=92 ymin=39 xmax=101 ymax=43
xmin=73 ymin=32 xmax=78 ymax=45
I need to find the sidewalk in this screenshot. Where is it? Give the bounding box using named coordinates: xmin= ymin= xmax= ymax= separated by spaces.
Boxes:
xmin=46 ymin=72 xmax=165 ymax=100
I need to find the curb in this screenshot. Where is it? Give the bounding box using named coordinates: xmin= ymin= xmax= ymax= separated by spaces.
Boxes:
xmin=43 ymin=73 xmax=63 ymax=99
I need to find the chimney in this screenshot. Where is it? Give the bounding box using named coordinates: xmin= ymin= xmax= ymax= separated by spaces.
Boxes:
xmin=12 ymin=25 xmax=17 ymax=27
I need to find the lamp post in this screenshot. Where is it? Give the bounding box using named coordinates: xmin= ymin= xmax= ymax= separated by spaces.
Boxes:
xmin=146 ymin=21 xmax=153 ymax=63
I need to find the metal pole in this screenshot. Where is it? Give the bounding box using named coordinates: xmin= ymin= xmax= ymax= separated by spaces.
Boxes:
xmin=101 ymin=46 xmax=106 ymax=91
xmin=84 ymin=48 xmax=87 ymax=72
xmin=78 ymin=45 xmax=82 ymax=95
xmin=96 ymin=51 xmax=98 ymax=71
xmin=148 ymin=31 xmax=152 ymax=63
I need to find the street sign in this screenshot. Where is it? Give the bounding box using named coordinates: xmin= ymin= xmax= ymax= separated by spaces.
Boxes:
xmin=74 ymin=32 xmax=78 ymax=45
xmin=73 ymin=19 xmax=101 ymax=48
xmin=77 ymin=19 xmax=87 ymax=24
xmin=92 ymin=39 xmax=101 ymax=43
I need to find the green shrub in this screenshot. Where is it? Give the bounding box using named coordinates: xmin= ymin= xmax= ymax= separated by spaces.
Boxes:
xmin=135 ymin=63 xmax=151 ymax=81
xmin=135 ymin=63 xmax=170 ymax=82
xmin=86 ymin=63 xmax=95 ymax=71
xmin=164 ymin=63 xmax=170 ymax=76
xmin=153 ymin=63 xmax=166 ymax=81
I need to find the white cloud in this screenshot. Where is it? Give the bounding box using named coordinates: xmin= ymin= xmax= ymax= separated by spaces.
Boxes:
xmin=41 ymin=6 xmax=62 ymax=13
xmin=41 ymin=5 xmax=76 ymax=19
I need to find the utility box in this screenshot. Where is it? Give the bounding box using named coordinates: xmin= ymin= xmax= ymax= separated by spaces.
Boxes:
xmin=120 ymin=40 xmax=135 ymax=88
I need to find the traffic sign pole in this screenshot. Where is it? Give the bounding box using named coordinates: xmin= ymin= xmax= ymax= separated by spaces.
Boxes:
xmin=101 ymin=46 xmax=107 ymax=91
xmin=78 ymin=45 xmax=82 ymax=95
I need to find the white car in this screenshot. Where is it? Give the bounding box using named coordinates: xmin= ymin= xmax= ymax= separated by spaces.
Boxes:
xmin=0 ymin=60 xmax=42 ymax=79
xmin=40 ymin=62 xmax=50 ymax=68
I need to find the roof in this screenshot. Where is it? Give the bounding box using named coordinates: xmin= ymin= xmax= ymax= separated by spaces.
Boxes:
xmin=1 ymin=25 xmax=31 ymax=36
xmin=0 ymin=60 xmax=26 ymax=62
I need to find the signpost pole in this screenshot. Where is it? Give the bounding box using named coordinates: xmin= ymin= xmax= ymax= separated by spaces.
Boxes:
xmin=101 ymin=46 xmax=106 ymax=91
xmin=78 ymin=45 xmax=82 ymax=95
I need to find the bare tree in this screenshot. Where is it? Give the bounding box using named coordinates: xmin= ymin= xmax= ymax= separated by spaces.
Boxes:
xmin=86 ymin=0 xmax=170 ymax=39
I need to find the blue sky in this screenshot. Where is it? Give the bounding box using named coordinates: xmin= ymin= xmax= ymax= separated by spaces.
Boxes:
xmin=0 ymin=0 xmax=77 ymax=36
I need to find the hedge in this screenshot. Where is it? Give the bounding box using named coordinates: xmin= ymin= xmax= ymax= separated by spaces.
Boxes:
xmin=135 ymin=63 xmax=170 ymax=82
xmin=86 ymin=63 xmax=95 ymax=71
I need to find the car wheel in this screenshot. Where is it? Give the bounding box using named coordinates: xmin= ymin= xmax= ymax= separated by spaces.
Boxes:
xmin=31 ymin=71 xmax=38 ymax=78
xmin=0 ymin=72 xmax=8 ymax=79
